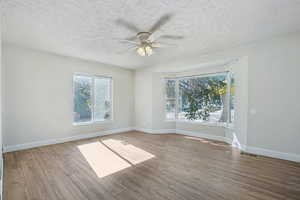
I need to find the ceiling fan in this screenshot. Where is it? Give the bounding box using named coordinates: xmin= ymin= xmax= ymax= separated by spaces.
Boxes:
xmin=116 ymin=14 xmax=184 ymax=56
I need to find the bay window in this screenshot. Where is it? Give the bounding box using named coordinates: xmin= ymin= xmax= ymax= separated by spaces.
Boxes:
xmin=165 ymin=72 xmax=234 ymax=126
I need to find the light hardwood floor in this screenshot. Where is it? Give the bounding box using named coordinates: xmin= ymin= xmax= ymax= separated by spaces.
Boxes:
xmin=4 ymin=131 xmax=300 ymax=200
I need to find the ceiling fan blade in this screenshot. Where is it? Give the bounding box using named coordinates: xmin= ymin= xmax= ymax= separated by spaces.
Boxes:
xmin=148 ymin=14 xmax=173 ymax=33
xmin=151 ymin=42 xmax=178 ymax=48
xmin=156 ymin=35 xmax=184 ymax=40
xmin=115 ymin=19 xmax=140 ymax=33
xmin=117 ymin=46 xmax=137 ymax=54
xmin=114 ymin=39 xmax=139 ymax=45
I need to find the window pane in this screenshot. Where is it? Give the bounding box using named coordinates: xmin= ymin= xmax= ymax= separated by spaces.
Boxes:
xmin=178 ymin=74 xmax=227 ymax=123
xmin=165 ymin=79 xmax=176 ymax=99
xmin=165 ymin=79 xmax=176 ymax=120
xmin=166 ymin=99 xmax=176 ymax=120
xmin=74 ymin=75 xmax=92 ymax=123
xmin=94 ymin=77 xmax=112 ymax=121
xmin=230 ymin=74 xmax=235 ymax=123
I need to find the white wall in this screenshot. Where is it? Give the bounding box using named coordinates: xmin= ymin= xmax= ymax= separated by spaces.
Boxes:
xmin=134 ymin=70 xmax=153 ymax=130
xmin=0 ymin=19 xmax=3 ymax=199
xmin=2 ymin=44 xmax=134 ymax=148
xmin=246 ymin=34 xmax=300 ymax=155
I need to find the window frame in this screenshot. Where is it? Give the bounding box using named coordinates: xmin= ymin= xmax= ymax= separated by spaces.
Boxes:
xmin=73 ymin=73 xmax=113 ymax=126
xmin=227 ymin=72 xmax=235 ymax=128
xmin=164 ymin=78 xmax=177 ymax=121
xmin=164 ymin=71 xmax=234 ymax=127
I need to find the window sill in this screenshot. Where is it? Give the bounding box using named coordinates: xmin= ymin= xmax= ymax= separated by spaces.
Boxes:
xmin=176 ymin=120 xmax=226 ymax=127
xmin=73 ymin=120 xmax=113 ymax=126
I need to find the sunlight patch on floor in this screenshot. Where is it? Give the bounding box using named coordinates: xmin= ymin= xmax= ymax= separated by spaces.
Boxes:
xmin=78 ymin=140 xmax=155 ymax=178
xmin=102 ymin=139 xmax=155 ymax=165
xmin=78 ymin=142 xmax=131 ymax=178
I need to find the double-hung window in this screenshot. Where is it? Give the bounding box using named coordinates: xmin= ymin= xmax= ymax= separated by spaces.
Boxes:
xmin=165 ymin=72 xmax=235 ymax=126
xmin=73 ymin=74 xmax=112 ymax=124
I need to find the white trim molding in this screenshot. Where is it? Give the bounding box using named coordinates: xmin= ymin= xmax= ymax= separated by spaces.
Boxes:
xmin=152 ymin=129 xmax=177 ymax=134
xmin=224 ymin=136 xmax=300 ymax=162
xmin=244 ymin=146 xmax=300 ymax=163
xmin=133 ymin=128 xmax=226 ymax=142
xmin=133 ymin=127 xmax=155 ymax=134
xmin=4 ymin=127 xmax=133 ymax=153
xmin=133 ymin=127 xmax=176 ymax=134
xmin=0 ymin=156 xmax=2 ymax=200
xmin=134 ymin=128 xmax=300 ymax=163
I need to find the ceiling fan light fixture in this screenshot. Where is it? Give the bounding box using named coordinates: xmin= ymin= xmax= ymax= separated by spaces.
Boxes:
xmin=137 ymin=44 xmax=153 ymax=56
xmin=137 ymin=46 xmax=146 ymax=56
xmin=145 ymin=45 xmax=153 ymax=55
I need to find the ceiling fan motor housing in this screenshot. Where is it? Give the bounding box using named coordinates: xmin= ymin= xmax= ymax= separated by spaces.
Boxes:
xmin=137 ymin=32 xmax=152 ymax=42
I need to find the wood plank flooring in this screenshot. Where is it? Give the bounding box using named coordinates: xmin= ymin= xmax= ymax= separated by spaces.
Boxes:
xmin=4 ymin=131 xmax=300 ymax=200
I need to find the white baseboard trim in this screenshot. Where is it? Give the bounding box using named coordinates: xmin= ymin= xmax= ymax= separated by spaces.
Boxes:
xmin=0 ymin=155 xmax=3 ymax=200
xmin=133 ymin=127 xmax=176 ymax=134
xmin=3 ymin=127 xmax=133 ymax=153
xmin=224 ymin=137 xmax=233 ymax=145
xmin=133 ymin=127 xmax=154 ymax=134
xmin=5 ymin=127 xmax=300 ymax=163
xmin=135 ymin=128 xmax=300 ymax=163
xmin=223 ymin=137 xmax=247 ymax=151
xmin=245 ymin=146 xmax=300 ymax=163
xmin=152 ymin=129 xmax=176 ymax=134
xmin=134 ymin=128 xmax=227 ymax=142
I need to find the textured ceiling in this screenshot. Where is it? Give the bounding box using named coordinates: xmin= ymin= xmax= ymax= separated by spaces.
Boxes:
xmin=2 ymin=0 xmax=300 ymax=69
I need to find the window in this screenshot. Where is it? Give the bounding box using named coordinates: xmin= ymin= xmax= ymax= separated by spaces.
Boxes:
xmin=165 ymin=72 xmax=234 ymax=126
xmin=73 ymin=74 xmax=112 ymax=124
xmin=165 ymin=79 xmax=176 ymax=120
